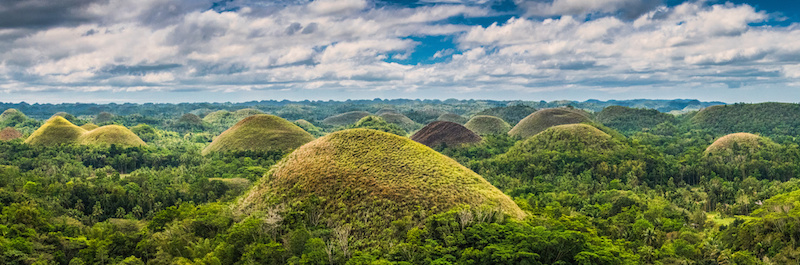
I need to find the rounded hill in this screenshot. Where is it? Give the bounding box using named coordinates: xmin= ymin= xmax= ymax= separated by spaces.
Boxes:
xmin=508 ymin=124 xmax=618 ymax=154
xmin=93 ymin=112 xmax=114 ymax=124
xmin=1 ymin=109 xmax=28 ymax=125
xmin=596 ymin=106 xmax=676 ymax=133
xmin=464 ymin=115 xmax=511 ymax=135
xmin=80 ymin=123 xmax=99 ymax=130
xmin=202 ymin=114 xmax=314 ymax=155
xmin=476 ymin=105 xmax=537 ymax=125
xmin=411 ymin=121 xmax=482 ymax=148
xmin=202 ymin=110 xmax=231 ymax=124
xmin=509 ymin=108 xmax=592 ymax=139
xmin=436 ymin=113 xmax=468 ymax=124
xmin=25 ymin=116 xmax=87 ymax=146
xmin=378 ymin=112 xmax=418 ymax=131
xmin=705 ymin=133 xmax=771 ymax=154
xmin=78 ymin=125 xmax=147 ymax=147
xmin=232 ymin=108 xmax=264 ymax=119
xmin=238 ymin=129 xmax=525 ymax=233
xmin=0 ymin=127 xmax=23 ymax=141
xmin=321 ymin=111 xmax=370 ymax=127
xmin=692 ymin=103 xmax=800 ymax=136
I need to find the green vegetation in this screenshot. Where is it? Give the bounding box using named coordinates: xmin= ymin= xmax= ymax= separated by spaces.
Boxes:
xmin=93 ymin=111 xmax=114 ymax=124
xmin=78 ymin=125 xmax=147 ymax=147
xmin=321 ymin=111 xmax=371 ymax=126
xmin=24 ymin=116 xmax=87 ymax=146
xmin=464 ymin=115 xmax=512 ymax=135
xmin=294 ymin=119 xmax=324 ymax=137
xmin=378 ymin=112 xmax=419 ymax=131
xmin=691 ymin=102 xmax=800 ymax=136
xmin=238 ymin=129 xmax=525 ymax=234
xmin=705 ymin=132 xmax=769 ymax=154
xmin=347 ymin=115 xmax=407 ymax=136
xmin=80 ymin=123 xmax=100 ymax=130
xmin=476 ymin=105 xmax=537 ymax=125
xmin=411 ymin=121 xmax=481 ymax=148
xmin=509 ymin=107 xmax=592 ymax=138
xmin=202 ymin=114 xmax=314 ymax=155
xmin=597 ymin=106 xmax=677 ymax=134
xmin=436 ymin=112 xmax=468 ymax=124
xmin=1 ymin=108 xmax=28 ymax=126
xmin=0 ymin=127 xmax=22 ymax=141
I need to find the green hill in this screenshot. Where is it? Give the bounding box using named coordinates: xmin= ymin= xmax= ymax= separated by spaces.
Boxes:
xmin=596 ymin=106 xmax=676 ymax=133
xmin=322 ymin=111 xmax=370 ymax=127
xmin=80 ymin=123 xmax=99 ymax=130
xmin=476 ymin=105 xmax=537 ymax=125
xmin=508 ymin=124 xmax=618 ymax=153
xmin=464 ymin=115 xmax=511 ymax=135
xmin=237 ymin=129 xmax=525 ymax=235
xmin=202 ymin=114 xmax=314 ymax=155
xmin=232 ymin=108 xmax=264 ymax=120
xmin=24 ymin=116 xmax=87 ymax=146
xmin=411 ymin=121 xmax=481 ymax=148
xmin=1 ymin=109 xmax=28 ymax=126
xmin=0 ymin=127 xmax=22 ymax=141
xmin=508 ymin=108 xmax=592 ymax=138
xmin=436 ymin=113 xmax=468 ymax=124
xmin=349 ymin=115 xmax=406 ymax=136
xmin=375 ymin=108 xmax=399 ymax=115
xmin=705 ymin=133 xmax=772 ymax=154
xmin=93 ymin=112 xmax=114 ymax=124
xmin=78 ymin=125 xmax=147 ymax=147
xmin=52 ymin=112 xmax=77 ymax=122
xmin=378 ymin=112 xmax=419 ymax=131
xmin=202 ymin=110 xmax=231 ymax=124
xmin=691 ymin=103 xmax=800 ymax=136
xmin=294 ymin=119 xmax=324 ymax=137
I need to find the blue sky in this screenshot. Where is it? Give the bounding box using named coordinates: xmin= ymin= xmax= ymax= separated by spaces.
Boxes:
xmin=1 ymin=0 xmax=800 ymax=103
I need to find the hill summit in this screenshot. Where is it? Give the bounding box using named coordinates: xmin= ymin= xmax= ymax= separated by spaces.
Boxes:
xmin=322 ymin=111 xmax=371 ymax=127
xmin=509 ymin=124 xmax=618 ymax=154
xmin=202 ymin=114 xmax=314 ymax=155
xmin=509 ymin=108 xmax=592 ymax=138
xmin=78 ymin=125 xmax=147 ymax=147
xmin=411 ymin=121 xmax=481 ymax=148
xmin=464 ymin=115 xmax=511 ymax=135
xmin=238 ymin=129 xmax=525 ymax=234
xmin=25 ymin=116 xmax=87 ymax=146
xmin=706 ymin=133 xmax=771 ymax=154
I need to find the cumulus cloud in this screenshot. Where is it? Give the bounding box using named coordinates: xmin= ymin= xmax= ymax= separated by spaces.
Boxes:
xmin=0 ymin=0 xmax=798 ymax=100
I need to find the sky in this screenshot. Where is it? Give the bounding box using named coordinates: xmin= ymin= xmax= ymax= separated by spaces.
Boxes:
xmin=1 ymin=0 xmax=800 ymax=103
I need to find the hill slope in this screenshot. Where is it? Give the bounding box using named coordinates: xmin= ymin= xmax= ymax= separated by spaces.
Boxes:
xmin=509 ymin=108 xmax=592 ymax=138
xmin=24 ymin=116 xmax=87 ymax=146
xmin=378 ymin=112 xmax=419 ymax=131
xmin=476 ymin=105 xmax=537 ymax=125
xmin=705 ymin=133 xmax=772 ymax=154
xmin=0 ymin=127 xmax=22 ymax=141
xmin=411 ymin=121 xmax=482 ymax=147
xmin=238 ymin=129 xmax=525 ymax=235
xmin=322 ymin=111 xmax=371 ymax=127
xmin=202 ymin=114 xmax=314 ymax=155
xmin=78 ymin=125 xmax=147 ymax=147
xmin=691 ymin=103 xmax=800 ymax=136
xmin=464 ymin=115 xmax=512 ymax=135
xmin=508 ymin=124 xmax=618 ymax=153
xmin=596 ymin=106 xmax=676 ymax=133
xmin=436 ymin=113 xmax=468 ymax=124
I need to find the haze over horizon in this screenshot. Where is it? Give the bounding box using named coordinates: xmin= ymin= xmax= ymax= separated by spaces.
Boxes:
xmin=2 ymin=0 xmax=800 ymax=103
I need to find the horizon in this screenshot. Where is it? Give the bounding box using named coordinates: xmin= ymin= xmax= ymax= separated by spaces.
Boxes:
xmin=2 ymin=0 xmax=800 ymax=103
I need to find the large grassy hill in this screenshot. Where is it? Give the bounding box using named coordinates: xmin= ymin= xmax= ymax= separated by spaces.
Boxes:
xmin=705 ymin=133 xmax=773 ymax=155
xmin=411 ymin=121 xmax=481 ymax=148
xmin=202 ymin=114 xmax=314 ymax=155
xmin=508 ymin=124 xmax=619 ymax=153
xmin=0 ymin=127 xmax=22 ymax=141
xmin=464 ymin=115 xmax=511 ymax=135
xmin=238 ymin=129 xmax=525 ymax=236
xmin=79 ymin=125 xmax=147 ymax=147
xmin=1 ymin=109 xmax=28 ymax=126
xmin=24 ymin=116 xmax=87 ymax=146
xmin=596 ymin=106 xmax=676 ymax=133
xmin=508 ymin=108 xmax=592 ymax=138
xmin=691 ymin=103 xmax=800 ymax=136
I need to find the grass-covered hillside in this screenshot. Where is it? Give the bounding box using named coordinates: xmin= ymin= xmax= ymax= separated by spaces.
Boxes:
xmin=692 ymin=102 xmax=800 ymax=136
xmin=202 ymin=114 xmax=314 ymax=155
xmin=597 ymin=106 xmax=677 ymax=133
xmin=411 ymin=121 xmax=482 ymax=148
xmin=475 ymin=105 xmax=537 ymax=125
xmin=238 ymin=129 xmax=525 ymax=235
xmin=0 ymin=127 xmax=22 ymax=141
xmin=24 ymin=116 xmax=87 ymax=146
xmin=436 ymin=113 xmax=468 ymax=124
xmin=508 ymin=108 xmax=592 ymax=139
xmin=79 ymin=125 xmax=147 ymax=147
xmin=464 ymin=115 xmax=512 ymax=135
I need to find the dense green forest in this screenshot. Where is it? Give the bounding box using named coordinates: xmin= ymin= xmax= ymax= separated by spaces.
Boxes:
xmin=1 ymin=100 xmax=800 ymax=265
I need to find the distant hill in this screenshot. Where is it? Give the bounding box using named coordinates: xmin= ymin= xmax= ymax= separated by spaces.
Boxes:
xmin=691 ymin=103 xmax=800 ymax=136
xmin=25 ymin=116 xmax=87 ymax=146
xmin=202 ymin=114 xmax=314 ymax=155
xmin=1 ymin=109 xmax=28 ymax=126
xmin=377 ymin=112 xmax=419 ymax=131
xmin=705 ymin=133 xmax=773 ymax=155
xmin=0 ymin=127 xmax=22 ymax=141
xmin=78 ymin=125 xmax=147 ymax=147
xmin=476 ymin=105 xmax=537 ymax=125
xmin=237 ymin=129 xmax=525 ymax=236
xmin=411 ymin=121 xmax=481 ymax=148
xmin=508 ymin=124 xmax=619 ymax=153
xmin=322 ymin=111 xmax=370 ymax=127
xmin=509 ymin=108 xmax=592 ymax=139
xmin=464 ymin=115 xmax=511 ymax=135
xmin=596 ymin=106 xmax=677 ymax=133
xmin=436 ymin=113 xmax=468 ymax=124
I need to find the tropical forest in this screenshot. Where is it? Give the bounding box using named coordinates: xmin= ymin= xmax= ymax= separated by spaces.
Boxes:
xmin=0 ymin=99 xmax=798 ymax=265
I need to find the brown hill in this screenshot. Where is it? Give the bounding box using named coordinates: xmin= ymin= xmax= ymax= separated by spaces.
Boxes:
xmin=411 ymin=121 xmax=482 ymax=148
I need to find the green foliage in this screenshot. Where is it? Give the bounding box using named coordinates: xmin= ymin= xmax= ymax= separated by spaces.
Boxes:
xmin=692 ymin=102 xmax=800 ymax=136
xmin=596 ymin=106 xmax=677 ymax=134
xmin=322 ymin=111 xmax=371 ymax=127
xmin=347 ymin=116 xmax=407 ymax=136
xmin=509 ymin=108 xmax=592 ymax=139
xmin=476 ymin=105 xmax=537 ymax=125
xmin=202 ymin=114 xmax=314 ymax=155
xmin=464 ymin=115 xmax=512 ymax=135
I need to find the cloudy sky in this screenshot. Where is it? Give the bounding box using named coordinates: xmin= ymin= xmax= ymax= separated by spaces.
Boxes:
xmin=1 ymin=0 xmax=800 ymax=103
